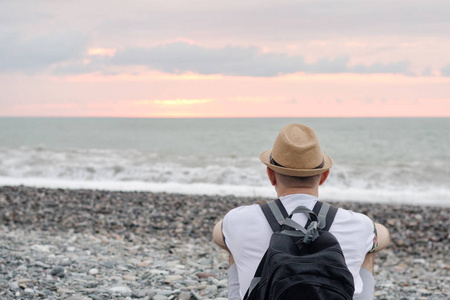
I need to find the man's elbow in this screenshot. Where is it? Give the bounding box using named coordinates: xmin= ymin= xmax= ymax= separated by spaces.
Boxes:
xmin=374 ymin=223 xmax=391 ymax=252
xmin=213 ymin=220 xmax=229 ymax=251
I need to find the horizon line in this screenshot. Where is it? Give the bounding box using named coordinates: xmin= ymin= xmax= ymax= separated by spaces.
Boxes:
xmin=0 ymin=115 xmax=449 ymax=119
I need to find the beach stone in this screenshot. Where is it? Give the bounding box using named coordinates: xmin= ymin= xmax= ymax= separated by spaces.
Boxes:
xmin=65 ymin=296 xmax=88 ymax=300
xmin=8 ymin=282 xmax=19 ymax=291
xmin=15 ymin=265 xmax=27 ymax=271
xmin=218 ymin=290 xmax=228 ymax=297
xmin=155 ymin=289 xmax=177 ymax=296
xmin=164 ymin=275 xmax=183 ymax=283
xmin=58 ymin=258 xmax=72 ymax=266
xmin=24 ymin=288 xmax=34 ymax=295
xmin=196 ymin=272 xmax=217 ymax=279
xmin=204 ymin=285 xmax=218 ymax=294
xmin=109 ymin=286 xmax=132 ymax=295
xmin=394 ymin=263 xmax=410 ymax=273
xmin=153 ymin=295 xmax=169 ymax=300
xmin=132 ymin=289 xmax=147 ymax=298
xmin=150 ymin=269 xmax=169 ymax=275
xmin=58 ymin=288 xmax=75 ymax=294
xmin=50 ymin=266 xmax=65 ymax=277
xmin=102 ymin=261 xmax=116 ymax=268
xmin=35 ymin=261 xmax=51 ymax=268
xmin=31 ymin=244 xmax=53 ymax=253
xmin=178 ymin=291 xmax=192 ymax=300
xmin=110 ymin=275 xmax=123 ymax=282
xmin=89 ymin=268 xmax=99 ymax=275
xmin=17 ymin=282 xmax=30 ymax=290
xmin=122 ymin=274 xmax=137 ymax=281
xmin=217 ymin=279 xmax=228 ymax=287
xmin=45 ymin=274 xmax=54 ymax=281
xmin=139 ymin=261 xmax=149 ymax=267
xmin=195 ymin=283 xmax=208 ymax=290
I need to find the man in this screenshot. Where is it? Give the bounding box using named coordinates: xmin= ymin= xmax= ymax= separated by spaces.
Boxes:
xmin=213 ymin=123 xmax=390 ymax=299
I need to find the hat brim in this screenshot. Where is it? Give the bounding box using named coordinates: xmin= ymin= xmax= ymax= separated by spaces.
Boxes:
xmin=259 ymin=149 xmax=333 ymax=177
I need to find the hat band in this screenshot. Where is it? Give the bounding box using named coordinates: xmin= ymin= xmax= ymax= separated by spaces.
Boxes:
xmin=270 ymin=153 xmax=325 ymax=170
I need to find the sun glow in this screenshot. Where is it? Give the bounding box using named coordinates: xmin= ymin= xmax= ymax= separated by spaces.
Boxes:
xmin=88 ymin=48 xmax=117 ymax=57
xmin=135 ymin=99 xmax=213 ymax=106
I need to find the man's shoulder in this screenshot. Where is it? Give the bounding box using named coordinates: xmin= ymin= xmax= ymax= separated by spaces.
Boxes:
xmin=223 ymin=203 xmax=274 ymax=236
xmin=224 ymin=203 xmax=262 ymax=223
xmin=331 ymin=205 xmax=375 ymax=237
xmin=334 ymin=205 xmax=373 ymax=223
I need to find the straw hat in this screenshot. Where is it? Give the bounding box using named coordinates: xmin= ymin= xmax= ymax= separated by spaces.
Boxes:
xmin=259 ymin=124 xmax=333 ymax=177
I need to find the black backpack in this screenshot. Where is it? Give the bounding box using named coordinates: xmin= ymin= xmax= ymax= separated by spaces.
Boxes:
xmin=243 ymin=199 xmax=355 ymax=300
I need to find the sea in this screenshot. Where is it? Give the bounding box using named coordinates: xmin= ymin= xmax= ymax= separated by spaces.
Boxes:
xmin=0 ymin=117 xmax=449 ymax=207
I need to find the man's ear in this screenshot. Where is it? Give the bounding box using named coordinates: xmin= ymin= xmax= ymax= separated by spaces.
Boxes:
xmin=267 ymin=167 xmax=277 ymax=186
xmin=319 ymin=170 xmax=330 ymax=186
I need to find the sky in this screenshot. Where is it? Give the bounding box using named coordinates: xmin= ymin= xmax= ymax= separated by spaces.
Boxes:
xmin=1 ymin=0 xmax=450 ymax=118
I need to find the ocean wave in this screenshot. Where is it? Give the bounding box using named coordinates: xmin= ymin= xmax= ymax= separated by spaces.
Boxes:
xmin=1 ymin=146 xmax=449 ymax=206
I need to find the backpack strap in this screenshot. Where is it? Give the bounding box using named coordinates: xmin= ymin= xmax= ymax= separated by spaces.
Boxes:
xmin=248 ymin=200 xmax=289 ymax=298
xmin=306 ymin=201 xmax=338 ymax=231
xmin=260 ymin=199 xmax=289 ymax=232
xmin=261 ymin=200 xmax=337 ymax=232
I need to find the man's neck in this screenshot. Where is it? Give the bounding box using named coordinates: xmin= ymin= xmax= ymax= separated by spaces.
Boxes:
xmin=276 ymin=187 xmax=319 ymax=198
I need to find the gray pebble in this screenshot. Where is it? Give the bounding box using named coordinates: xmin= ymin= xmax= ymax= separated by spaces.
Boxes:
xmin=65 ymin=297 xmax=87 ymax=300
xmin=15 ymin=265 xmax=27 ymax=271
xmin=8 ymin=282 xmax=19 ymax=291
xmin=178 ymin=291 xmax=192 ymax=300
xmin=35 ymin=261 xmax=51 ymax=268
xmin=50 ymin=266 xmax=65 ymax=277
xmin=102 ymin=261 xmax=115 ymax=269
xmin=204 ymin=285 xmax=218 ymax=294
xmin=132 ymin=289 xmax=147 ymax=298
xmin=58 ymin=258 xmax=72 ymax=266
xmin=109 ymin=285 xmax=132 ymax=295
xmin=89 ymin=268 xmax=99 ymax=275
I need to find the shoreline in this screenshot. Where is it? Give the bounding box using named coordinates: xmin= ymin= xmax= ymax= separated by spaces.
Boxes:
xmin=1 ymin=186 xmax=449 ymax=299
xmin=1 ymin=179 xmax=449 ymax=208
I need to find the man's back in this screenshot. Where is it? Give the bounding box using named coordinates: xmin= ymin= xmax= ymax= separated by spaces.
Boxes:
xmin=213 ymin=123 xmax=390 ymax=300
xmin=222 ymin=194 xmax=376 ymax=298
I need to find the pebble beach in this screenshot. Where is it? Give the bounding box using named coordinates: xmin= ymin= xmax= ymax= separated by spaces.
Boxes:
xmin=0 ymin=186 xmax=448 ymax=299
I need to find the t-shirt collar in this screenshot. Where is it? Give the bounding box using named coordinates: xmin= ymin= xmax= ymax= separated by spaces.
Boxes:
xmin=279 ymin=193 xmax=318 ymax=203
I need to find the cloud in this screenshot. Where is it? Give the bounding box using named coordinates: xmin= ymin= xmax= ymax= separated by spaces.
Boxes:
xmin=54 ymin=0 xmax=450 ymax=41
xmin=111 ymin=42 xmax=298 ymax=76
xmin=0 ymin=33 xmax=428 ymax=77
xmin=3 ymin=1 xmax=450 ymax=41
xmin=108 ymin=42 xmax=411 ymax=77
xmin=0 ymin=30 xmax=87 ymax=73
xmin=349 ymin=61 xmax=410 ymax=74
xmin=441 ymin=64 xmax=450 ymax=76
xmin=1 ymin=1 xmax=449 ymax=78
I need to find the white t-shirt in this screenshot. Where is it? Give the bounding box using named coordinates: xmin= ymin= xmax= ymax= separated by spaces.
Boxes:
xmin=223 ymin=194 xmax=376 ymax=299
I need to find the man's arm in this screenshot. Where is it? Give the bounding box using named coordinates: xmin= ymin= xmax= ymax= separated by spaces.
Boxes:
xmin=213 ymin=220 xmax=228 ymax=250
xmin=213 ymin=219 xmax=235 ymax=265
xmin=373 ymin=223 xmax=390 ymax=252
xmin=213 ymin=220 xmax=240 ymax=299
